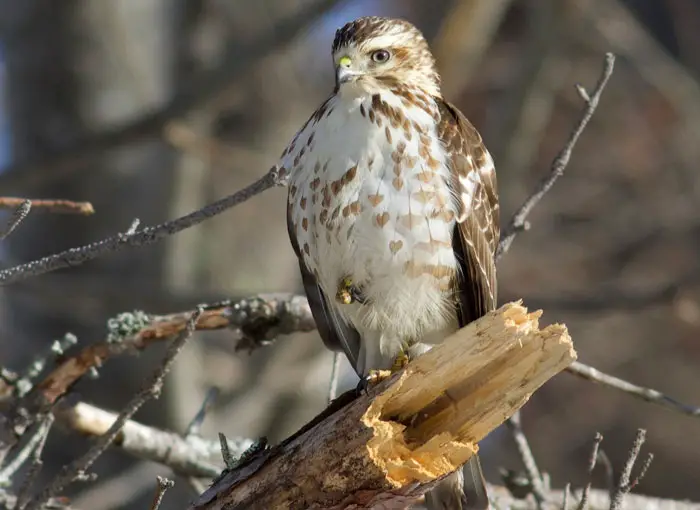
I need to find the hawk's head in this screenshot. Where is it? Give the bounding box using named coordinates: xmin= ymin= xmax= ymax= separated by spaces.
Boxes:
xmin=332 ymin=17 xmax=440 ymax=97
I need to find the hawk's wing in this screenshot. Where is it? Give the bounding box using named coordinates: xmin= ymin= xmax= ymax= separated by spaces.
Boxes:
xmin=286 ymin=205 xmax=361 ymax=369
xmin=436 ymin=99 xmax=499 ymax=510
xmin=437 ymin=100 xmax=499 ymax=324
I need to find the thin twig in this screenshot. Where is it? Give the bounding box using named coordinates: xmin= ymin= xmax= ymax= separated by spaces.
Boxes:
xmin=70 ymin=463 xmax=163 ymax=510
xmin=0 ymin=414 xmax=53 ymax=484
xmin=23 ymin=308 xmax=202 ymax=510
xmin=149 ymin=476 xmax=174 ymax=510
xmin=576 ymin=433 xmax=603 ymax=510
xmin=15 ymin=333 xmax=78 ymax=398
xmin=185 ymin=387 xmax=220 ymax=438
xmin=14 ymin=414 xmax=54 ymax=510
xmin=496 ymin=52 xmax=616 ymax=260
xmin=505 ymin=411 xmax=548 ymax=508
xmin=610 ymin=429 xmax=650 ymax=510
xmin=0 ymin=200 xmax=31 ymax=240
xmin=218 ymin=433 xmax=235 ymax=470
xmin=327 ymin=352 xmax=342 ymax=404
xmin=566 ymin=361 xmax=700 ymax=417
xmin=562 ymin=483 xmax=571 ymax=510
xmin=0 ymin=169 xmax=281 ymax=285
xmin=0 ymin=198 xmax=93 ymax=215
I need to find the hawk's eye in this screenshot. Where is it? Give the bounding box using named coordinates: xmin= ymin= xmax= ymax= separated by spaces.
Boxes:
xmin=371 ymin=49 xmax=391 ymax=63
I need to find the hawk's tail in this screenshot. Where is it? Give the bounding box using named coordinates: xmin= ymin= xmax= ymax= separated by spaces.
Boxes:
xmin=424 ymin=454 xmax=489 ymax=510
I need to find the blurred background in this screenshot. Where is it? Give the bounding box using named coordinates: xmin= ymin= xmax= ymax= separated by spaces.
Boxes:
xmin=0 ymin=0 xmax=699 ymax=508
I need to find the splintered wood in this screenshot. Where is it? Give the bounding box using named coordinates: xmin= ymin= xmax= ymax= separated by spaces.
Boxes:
xmin=192 ymin=302 xmax=576 ymax=510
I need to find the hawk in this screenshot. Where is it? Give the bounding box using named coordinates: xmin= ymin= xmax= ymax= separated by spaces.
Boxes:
xmin=283 ymin=17 xmax=499 ymax=510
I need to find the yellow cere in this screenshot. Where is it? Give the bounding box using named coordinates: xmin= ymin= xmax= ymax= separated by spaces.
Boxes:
xmin=339 ymin=56 xmax=352 ymax=68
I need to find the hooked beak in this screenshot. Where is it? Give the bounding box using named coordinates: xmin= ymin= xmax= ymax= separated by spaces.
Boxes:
xmin=335 ymin=56 xmax=360 ymax=86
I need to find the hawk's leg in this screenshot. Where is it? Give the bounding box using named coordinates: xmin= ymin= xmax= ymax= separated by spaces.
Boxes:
xmin=356 ymin=347 xmax=412 ymax=395
xmin=335 ymin=276 xmax=366 ymax=305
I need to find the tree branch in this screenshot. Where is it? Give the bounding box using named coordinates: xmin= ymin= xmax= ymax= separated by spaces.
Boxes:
xmin=496 ymin=53 xmax=616 ymax=260
xmin=15 ymin=293 xmax=313 ymax=419
xmin=52 ymin=401 xmax=253 ymax=479
xmin=567 ymin=362 xmax=700 ymax=417
xmin=0 ymin=198 xmax=93 ymax=215
xmin=0 ymin=168 xmax=281 ymax=285
xmin=23 ymin=309 xmax=202 ymax=510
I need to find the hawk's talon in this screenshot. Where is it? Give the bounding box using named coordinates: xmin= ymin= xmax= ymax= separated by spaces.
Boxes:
xmin=356 ymin=351 xmax=411 ymax=395
xmin=356 ymin=369 xmax=392 ymax=395
xmin=336 ymin=276 xmax=366 ymax=305
xmin=355 ymin=377 xmax=370 ymax=396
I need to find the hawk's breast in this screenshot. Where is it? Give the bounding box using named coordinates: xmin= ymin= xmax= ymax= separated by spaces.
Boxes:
xmin=285 ymin=89 xmax=460 ymax=339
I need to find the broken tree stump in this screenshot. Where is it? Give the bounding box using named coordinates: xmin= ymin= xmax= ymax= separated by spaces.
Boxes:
xmin=192 ymin=301 xmax=576 ymax=509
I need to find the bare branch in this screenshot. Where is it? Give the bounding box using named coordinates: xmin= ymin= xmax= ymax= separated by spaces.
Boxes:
xmin=566 ymin=362 xmax=700 ymax=417
xmin=14 ymin=415 xmax=54 ymax=510
xmin=610 ymin=429 xmax=651 ymax=510
xmin=488 ymin=484 xmax=697 ymax=510
xmin=19 ymin=294 xmax=313 ymax=417
xmin=0 ymin=168 xmax=282 ymax=285
xmin=0 ymin=415 xmax=53 ymax=485
xmin=563 ymin=483 xmax=571 ymax=510
xmin=23 ymin=308 xmax=202 ymax=510
xmin=0 ymin=198 xmax=93 ymax=216
xmin=149 ymin=476 xmax=174 ymax=510
xmin=505 ymin=411 xmax=548 ymax=508
xmin=0 ymin=200 xmax=31 ymax=240
xmin=185 ymin=387 xmax=220 ymax=438
xmin=497 ymin=53 xmax=616 ymax=260
xmin=576 ymin=433 xmax=604 ymax=510
xmin=53 ymin=401 xmax=254 ymax=478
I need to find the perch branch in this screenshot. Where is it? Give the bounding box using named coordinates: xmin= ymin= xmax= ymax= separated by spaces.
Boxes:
xmin=191 ymin=302 xmax=575 ymax=509
xmin=0 ymin=198 xmax=93 ymax=215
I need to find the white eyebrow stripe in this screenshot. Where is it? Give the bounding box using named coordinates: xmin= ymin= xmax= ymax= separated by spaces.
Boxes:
xmin=358 ymin=33 xmax=412 ymax=50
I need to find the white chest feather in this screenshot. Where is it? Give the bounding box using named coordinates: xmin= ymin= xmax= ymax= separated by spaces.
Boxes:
xmin=284 ymin=90 xmax=460 ymax=371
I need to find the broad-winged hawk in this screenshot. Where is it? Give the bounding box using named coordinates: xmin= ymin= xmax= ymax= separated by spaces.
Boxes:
xmin=282 ymin=16 xmax=499 ymax=510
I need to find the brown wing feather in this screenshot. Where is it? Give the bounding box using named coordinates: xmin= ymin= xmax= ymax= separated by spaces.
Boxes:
xmin=286 ymin=204 xmax=361 ymax=367
xmin=436 ymin=99 xmax=498 ymax=510
xmin=437 ymin=100 xmax=499 ymax=324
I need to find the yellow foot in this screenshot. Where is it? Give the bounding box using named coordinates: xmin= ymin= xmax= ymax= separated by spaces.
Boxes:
xmin=391 ymin=351 xmax=410 ymax=372
xmin=335 ymin=276 xmax=354 ymax=305
xmin=358 ymin=351 xmax=411 ymax=394
xmin=335 ymin=276 xmax=365 ymax=305
xmin=366 ymin=369 xmax=393 ymax=385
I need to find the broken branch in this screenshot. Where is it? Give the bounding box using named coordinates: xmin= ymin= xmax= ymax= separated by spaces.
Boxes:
xmin=192 ymin=302 xmax=575 ymax=509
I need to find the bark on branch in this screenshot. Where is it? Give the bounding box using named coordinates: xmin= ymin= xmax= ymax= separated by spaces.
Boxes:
xmin=192 ymin=302 xmax=576 ymax=509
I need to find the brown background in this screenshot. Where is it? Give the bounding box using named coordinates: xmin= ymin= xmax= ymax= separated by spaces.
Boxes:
xmin=1 ymin=0 xmax=699 ymax=507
